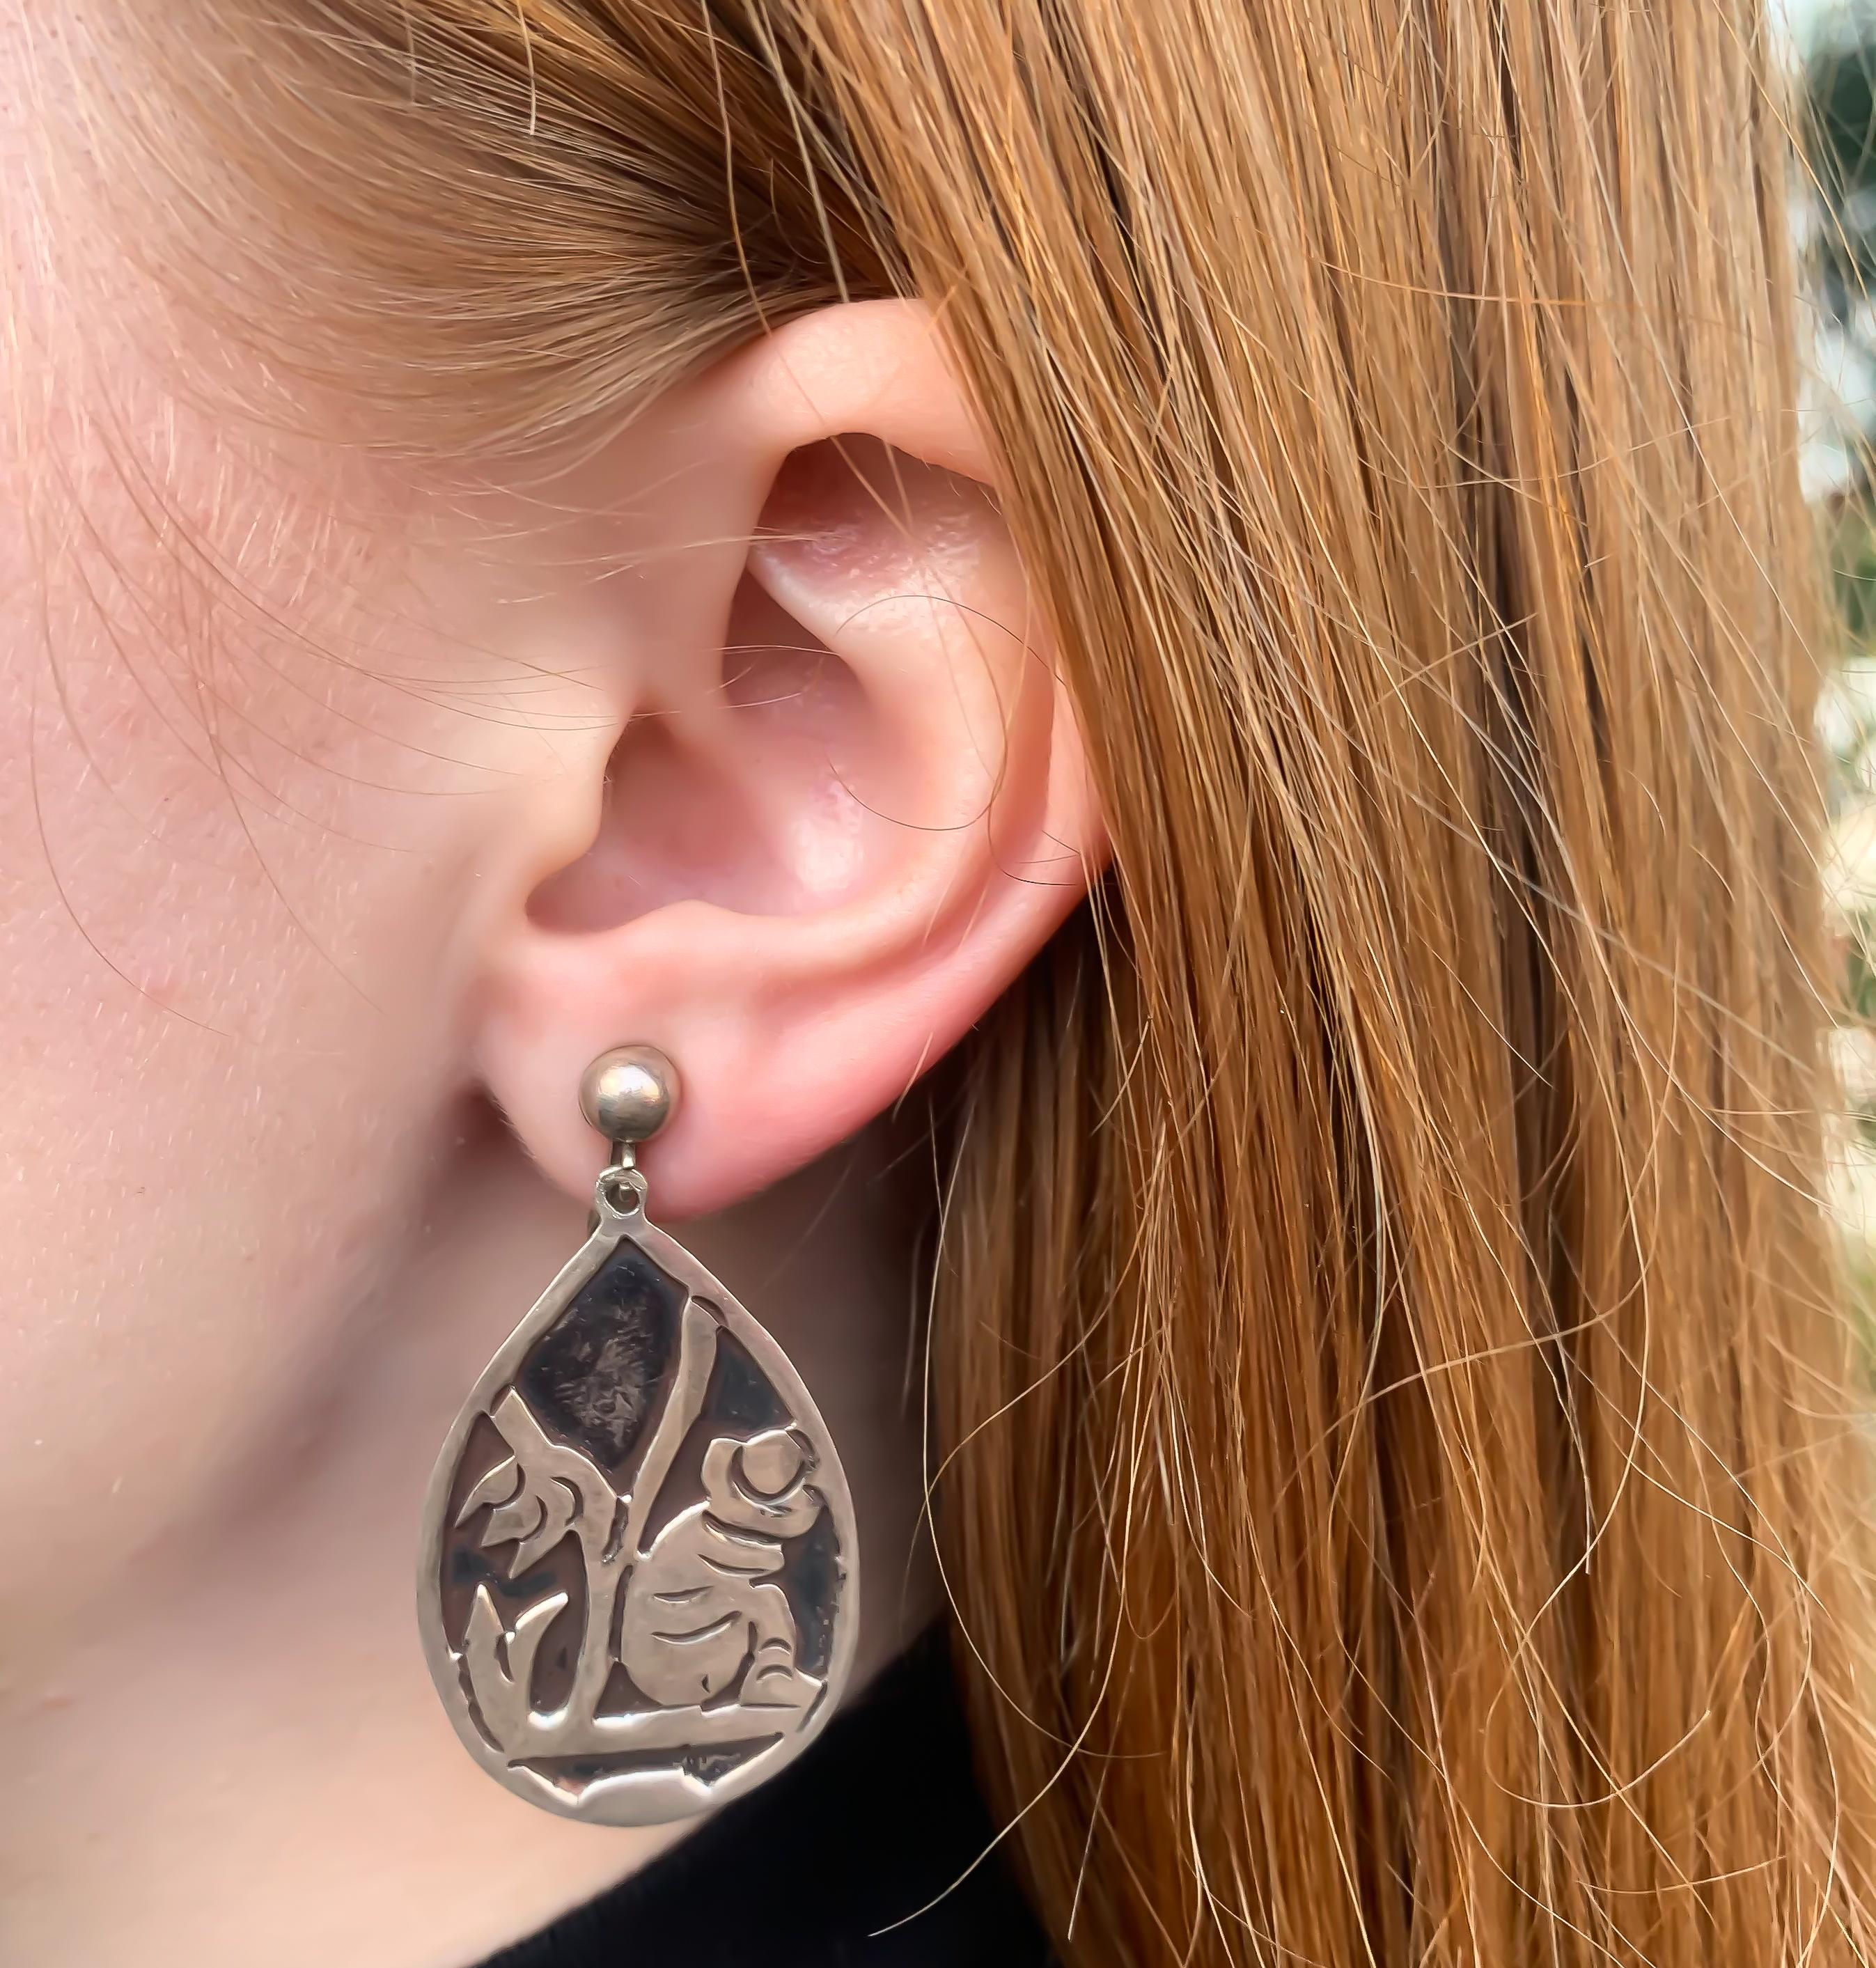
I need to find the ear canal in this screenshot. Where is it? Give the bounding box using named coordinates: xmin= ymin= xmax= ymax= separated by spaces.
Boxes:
xmin=527 ymin=434 xmax=1001 ymax=943
xmin=527 ymin=564 xmax=881 ymax=935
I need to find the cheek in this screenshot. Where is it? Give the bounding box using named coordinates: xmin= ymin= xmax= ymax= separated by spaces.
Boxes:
xmin=0 ymin=410 xmax=499 ymax=1652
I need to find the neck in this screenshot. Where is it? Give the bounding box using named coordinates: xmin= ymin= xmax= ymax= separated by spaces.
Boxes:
xmin=0 ymin=1114 xmax=937 ymax=1968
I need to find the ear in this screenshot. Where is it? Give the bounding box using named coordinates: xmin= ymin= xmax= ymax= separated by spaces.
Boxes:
xmin=472 ymin=300 xmax=1103 ymax=1218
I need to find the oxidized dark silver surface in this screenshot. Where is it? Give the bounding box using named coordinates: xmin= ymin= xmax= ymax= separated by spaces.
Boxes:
xmin=416 ymin=1171 xmax=857 ymax=1825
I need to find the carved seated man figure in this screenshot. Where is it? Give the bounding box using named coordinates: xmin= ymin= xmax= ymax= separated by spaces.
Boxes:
xmin=619 ymin=1428 xmax=824 ymax=1718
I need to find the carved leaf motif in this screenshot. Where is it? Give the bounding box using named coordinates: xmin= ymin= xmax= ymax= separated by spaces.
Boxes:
xmin=458 ymin=1389 xmax=616 ymax=1577
xmin=461 ymin=1585 xmax=568 ymax=1745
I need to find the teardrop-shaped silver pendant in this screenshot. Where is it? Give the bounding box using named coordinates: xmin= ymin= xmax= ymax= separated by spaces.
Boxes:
xmin=416 ymin=1048 xmax=858 ymax=1826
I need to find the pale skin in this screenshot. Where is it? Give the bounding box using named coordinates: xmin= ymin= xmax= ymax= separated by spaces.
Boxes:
xmin=0 ymin=110 xmax=1103 ymax=1968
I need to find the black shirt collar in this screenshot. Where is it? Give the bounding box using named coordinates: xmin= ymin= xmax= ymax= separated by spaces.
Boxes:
xmin=480 ymin=1631 xmax=1054 ymax=1968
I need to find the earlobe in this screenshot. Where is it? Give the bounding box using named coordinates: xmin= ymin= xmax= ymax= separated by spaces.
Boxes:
xmin=473 ymin=302 xmax=1103 ymax=1219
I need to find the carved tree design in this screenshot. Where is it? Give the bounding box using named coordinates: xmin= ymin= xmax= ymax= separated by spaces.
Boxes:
xmin=452 ymin=1296 xmax=823 ymax=1763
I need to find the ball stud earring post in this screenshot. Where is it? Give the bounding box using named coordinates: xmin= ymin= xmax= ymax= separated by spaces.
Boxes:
xmin=579 ymin=1045 xmax=680 ymax=1166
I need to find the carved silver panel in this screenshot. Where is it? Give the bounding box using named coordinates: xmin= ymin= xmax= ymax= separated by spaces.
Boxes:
xmin=416 ymin=1177 xmax=858 ymax=1825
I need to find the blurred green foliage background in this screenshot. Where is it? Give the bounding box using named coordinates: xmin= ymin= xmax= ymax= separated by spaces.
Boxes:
xmin=1803 ymin=6 xmax=1876 ymax=1260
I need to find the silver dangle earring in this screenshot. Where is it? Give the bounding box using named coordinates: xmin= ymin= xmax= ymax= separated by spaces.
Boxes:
xmin=416 ymin=1045 xmax=858 ymax=1825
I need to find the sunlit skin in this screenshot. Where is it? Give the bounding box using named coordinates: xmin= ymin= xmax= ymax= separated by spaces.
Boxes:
xmin=0 ymin=109 xmax=1100 ymax=1966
